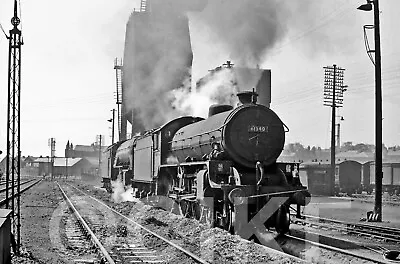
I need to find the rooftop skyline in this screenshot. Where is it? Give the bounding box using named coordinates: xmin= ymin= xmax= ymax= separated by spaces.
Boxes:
xmin=0 ymin=0 xmax=399 ymax=158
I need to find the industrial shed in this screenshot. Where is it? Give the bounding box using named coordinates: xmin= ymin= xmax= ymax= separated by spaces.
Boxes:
xmin=369 ymin=158 xmax=400 ymax=195
xmin=52 ymin=158 xmax=92 ymax=177
xmin=300 ymin=159 xmax=366 ymax=196
xmin=29 ymin=157 xmax=93 ymax=177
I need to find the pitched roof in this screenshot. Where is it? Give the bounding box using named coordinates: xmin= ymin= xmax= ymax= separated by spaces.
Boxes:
xmin=30 ymin=157 xmax=83 ymax=167
xmin=31 ymin=157 xmax=50 ymax=163
xmin=53 ymin=157 xmax=82 ymax=167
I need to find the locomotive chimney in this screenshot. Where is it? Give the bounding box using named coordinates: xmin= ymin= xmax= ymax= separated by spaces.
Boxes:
xmin=237 ymin=90 xmax=258 ymax=105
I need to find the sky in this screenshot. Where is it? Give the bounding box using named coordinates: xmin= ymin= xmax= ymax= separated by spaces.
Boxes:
xmin=0 ymin=0 xmax=400 ymax=159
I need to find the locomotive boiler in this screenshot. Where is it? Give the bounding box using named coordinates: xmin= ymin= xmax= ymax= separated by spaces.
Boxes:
xmin=171 ymin=91 xmax=285 ymax=169
xmin=106 ymin=90 xmax=310 ymax=236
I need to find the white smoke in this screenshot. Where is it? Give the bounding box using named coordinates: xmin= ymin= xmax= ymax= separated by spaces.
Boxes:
xmin=111 ymin=179 xmax=138 ymax=203
xmin=171 ymin=67 xmax=239 ymax=117
xmin=166 ymin=155 xmax=179 ymax=164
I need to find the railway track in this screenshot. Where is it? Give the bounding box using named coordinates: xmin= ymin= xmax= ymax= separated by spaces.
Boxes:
xmin=0 ymin=179 xmax=37 ymax=193
xmin=287 ymin=213 xmax=400 ymax=263
xmin=0 ymin=179 xmax=42 ymax=206
xmin=291 ymin=213 xmax=400 ymax=244
xmin=280 ymin=231 xmax=392 ymax=263
xmin=57 ymin=182 xmax=211 ymax=264
xmin=60 ymin=182 xmax=310 ymax=264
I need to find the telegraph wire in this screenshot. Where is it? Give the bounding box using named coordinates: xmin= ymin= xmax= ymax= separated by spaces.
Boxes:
xmin=267 ymin=3 xmax=354 ymax=59
xmin=0 ymin=23 xmax=8 ymax=39
xmin=272 ymin=62 xmax=400 ymax=106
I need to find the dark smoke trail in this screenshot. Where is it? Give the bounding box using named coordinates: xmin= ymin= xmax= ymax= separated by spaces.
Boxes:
xmin=123 ymin=0 xmax=207 ymax=132
xmin=196 ymin=0 xmax=289 ymax=66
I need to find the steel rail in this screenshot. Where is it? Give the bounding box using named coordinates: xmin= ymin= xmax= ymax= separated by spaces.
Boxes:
xmin=68 ymin=183 xmax=308 ymax=264
xmin=291 ymin=217 xmax=400 ymax=244
xmin=66 ymin=183 xmax=211 ymax=264
xmin=299 ymin=214 xmax=400 ymax=243
xmin=57 ymin=183 xmax=115 ymax=264
xmin=284 ymin=233 xmax=388 ymax=264
xmin=0 ymin=179 xmax=42 ymax=206
xmin=0 ymin=179 xmax=36 ymax=193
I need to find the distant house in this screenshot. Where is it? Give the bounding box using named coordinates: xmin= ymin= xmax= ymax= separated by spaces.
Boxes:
xmin=65 ymin=141 xmax=107 ymax=159
xmin=0 ymin=155 xmax=38 ymax=177
xmin=64 ymin=141 xmax=108 ymax=177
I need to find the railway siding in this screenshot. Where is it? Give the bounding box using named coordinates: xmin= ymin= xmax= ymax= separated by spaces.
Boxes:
xmin=71 ymin=180 xmax=304 ymax=264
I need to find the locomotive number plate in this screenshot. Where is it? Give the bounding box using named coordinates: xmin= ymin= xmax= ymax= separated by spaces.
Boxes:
xmin=248 ymin=125 xmax=268 ymax=133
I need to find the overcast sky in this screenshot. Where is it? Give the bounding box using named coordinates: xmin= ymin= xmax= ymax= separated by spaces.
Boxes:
xmin=0 ymin=0 xmax=399 ymax=159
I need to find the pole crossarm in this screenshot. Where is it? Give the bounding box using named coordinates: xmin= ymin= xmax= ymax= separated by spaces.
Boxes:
xmin=323 ymin=67 xmax=346 ymax=108
xmin=323 ymin=64 xmax=346 ymax=196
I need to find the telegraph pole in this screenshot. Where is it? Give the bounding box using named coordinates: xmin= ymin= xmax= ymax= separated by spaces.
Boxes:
xmin=108 ymin=109 xmax=116 ymax=145
xmin=5 ymin=0 xmax=23 ymax=254
xmin=324 ymin=65 xmax=345 ymax=196
xmin=373 ymin=0 xmax=383 ymax=223
xmin=357 ymin=0 xmax=382 ymax=222
xmin=114 ymin=58 xmax=126 ymax=141
xmin=96 ymin=135 xmax=103 ymax=177
xmin=48 ymin=138 xmax=56 ymax=178
xmin=65 ymin=156 xmax=68 ymax=179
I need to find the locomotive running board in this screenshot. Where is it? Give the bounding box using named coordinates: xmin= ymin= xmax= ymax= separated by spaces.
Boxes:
xmin=159 ymin=161 xmax=208 ymax=168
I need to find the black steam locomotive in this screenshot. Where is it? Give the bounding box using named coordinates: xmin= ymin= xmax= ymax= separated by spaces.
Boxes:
xmin=104 ymin=91 xmax=310 ymax=235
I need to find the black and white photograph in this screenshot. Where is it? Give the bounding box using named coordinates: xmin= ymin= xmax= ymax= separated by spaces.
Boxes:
xmin=0 ymin=0 xmax=400 ymax=263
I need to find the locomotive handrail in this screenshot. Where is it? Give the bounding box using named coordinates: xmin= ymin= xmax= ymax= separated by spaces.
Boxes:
xmin=282 ymin=122 xmax=290 ymax=132
xmin=247 ymin=189 xmax=304 ymax=199
xmin=169 ymin=126 xmax=224 ymax=144
xmin=256 ymin=162 xmax=264 ymax=186
xmin=159 ymin=161 xmax=208 ymax=167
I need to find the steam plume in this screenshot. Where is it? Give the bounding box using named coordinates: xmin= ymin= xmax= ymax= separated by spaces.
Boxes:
xmin=195 ymin=0 xmax=289 ymax=66
xmin=111 ymin=179 xmax=138 ymax=203
xmin=124 ymin=0 xmax=355 ymax=128
xmin=172 ymin=68 xmax=239 ymax=117
xmin=123 ymin=0 xmax=207 ymax=132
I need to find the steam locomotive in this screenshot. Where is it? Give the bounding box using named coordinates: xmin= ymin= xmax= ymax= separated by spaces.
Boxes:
xmin=104 ymin=91 xmax=310 ymax=235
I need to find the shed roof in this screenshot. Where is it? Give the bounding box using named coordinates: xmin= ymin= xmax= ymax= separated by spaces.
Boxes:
xmin=370 ymin=157 xmax=400 ymax=165
xmin=301 ymin=159 xmax=367 ymax=168
xmin=31 ymin=157 xmax=83 ymax=167
xmin=33 ymin=157 xmax=51 ymax=163
xmin=53 ymin=158 xmax=82 ymax=167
